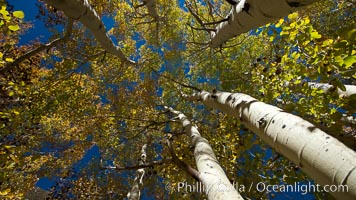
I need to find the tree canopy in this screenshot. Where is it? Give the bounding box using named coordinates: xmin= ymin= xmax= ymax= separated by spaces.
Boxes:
xmin=0 ymin=0 xmax=355 ymax=199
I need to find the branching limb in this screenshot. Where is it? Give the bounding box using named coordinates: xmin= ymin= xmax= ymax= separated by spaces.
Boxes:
xmin=185 ymin=1 xmax=210 ymax=33
xmin=203 ymin=17 xmax=229 ymax=26
xmin=150 ymin=67 xmax=201 ymax=92
xmin=166 ymin=139 xmax=201 ymax=182
xmin=1 ymin=19 xmax=74 ymax=73
xmin=187 ymin=23 xmax=216 ymax=32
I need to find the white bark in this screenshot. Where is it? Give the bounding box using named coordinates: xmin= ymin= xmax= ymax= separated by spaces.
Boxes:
xmin=210 ymin=0 xmax=316 ymax=48
xmin=45 ymin=0 xmax=135 ymax=65
xmin=127 ymin=144 xmax=147 ymax=200
xmin=307 ymin=82 xmax=356 ymax=98
xmin=185 ymin=90 xmax=356 ymax=200
xmin=284 ymin=81 xmax=356 ymax=98
xmin=166 ymin=107 xmax=244 ymax=200
xmin=341 ymin=114 xmax=356 ymax=125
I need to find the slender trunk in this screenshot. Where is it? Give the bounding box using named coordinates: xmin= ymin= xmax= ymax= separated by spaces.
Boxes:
xmin=284 ymin=81 xmax=356 ymax=98
xmin=282 ymin=81 xmax=356 ymax=149
xmin=185 ymin=90 xmax=356 ymax=200
xmin=166 ymin=107 xmax=244 ymax=200
xmin=210 ymin=0 xmax=316 ymax=47
xmin=127 ymin=144 xmax=147 ymax=200
xmin=45 ymin=0 xmax=135 ymax=65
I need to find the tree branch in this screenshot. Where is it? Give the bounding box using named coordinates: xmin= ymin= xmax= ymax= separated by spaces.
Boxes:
xmin=101 ymin=159 xmax=169 ymax=171
xmin=166 ymin=139 xmax=201 ymax=182
xmin=1 ymin=19 xmax=74 ymax=73
xmin=150 ymin=67 xmax=201 ymax=92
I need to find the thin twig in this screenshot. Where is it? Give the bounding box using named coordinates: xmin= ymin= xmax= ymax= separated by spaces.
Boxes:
xmin=150 ymin=67 xmax=201 ymax=91
xmin=101 ymin=159 xmax=170 ymax=171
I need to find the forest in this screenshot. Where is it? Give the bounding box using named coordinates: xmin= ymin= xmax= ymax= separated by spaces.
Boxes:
xmin=0 ymin=0 xmax=355 ymax=199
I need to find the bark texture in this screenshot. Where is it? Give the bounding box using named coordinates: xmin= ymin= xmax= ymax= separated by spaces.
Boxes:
xmin=284 ymin=81 xmax=356 ymax=98
xmin=186 ymin=90 xmax=356 ymax=200
xmin=166 ymin=107 xmax=244 ymax=200
xmin=210 ymin=0 xmax=317 ymax=47
xmin=45 ymin=0 xmax=135 ymax=65
xmin=127 ymin=144 xmax=147 ymax=200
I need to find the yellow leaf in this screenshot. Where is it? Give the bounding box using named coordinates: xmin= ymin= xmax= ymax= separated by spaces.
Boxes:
xmin=8 ymin=25 xmax=20 ymax=31
xmin=275 ymin=19 xmax=284 ymax=27
xmin=0 ymin=8 xmax=9 ymax=17
xmin=5 ymin=58 xmax=13 ymax=62
xmin=107 ymin=27 xmax=114 ymax=35
xmin=4 ymin=145 xmax=16 ymax=149
xmin=6 ymin=162 xmax=15 ymax=169
xmin=310 ymin=31 xmax=321 ymax=39
xmin=13 ymin=11 xmax=24 ymax=19
xmin=288 ymin=12 xmax=298 ymax=20
xmin=304 ymin=17 xmax=310 ymax=25
xmin=0 ymin=188 xmax=11 ymax=196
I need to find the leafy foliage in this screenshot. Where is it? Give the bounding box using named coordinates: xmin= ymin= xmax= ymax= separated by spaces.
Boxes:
xmin=0 ymin=0 xmax=354 ymax=199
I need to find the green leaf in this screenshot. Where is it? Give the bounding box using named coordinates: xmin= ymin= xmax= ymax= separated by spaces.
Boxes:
xmin=298 ymin=98 xmax=306 ymax=104
xmin=330 ymin=108 xmax=337 ymax=114
xmin=334 ymin=56 xmax=344 ymax=66
xmin=310 ymin=31 xmax=321 ymax=39
xmin=334 ymin=40 xmax=348 ymax=48
xmin=345 ymin=28 xmax=356 ymax=40
xmin=343 ymin=55 xmax=356 ymax=68
xmin=8 ymin=25 xmax=20 ymax=31
xmin=334 ymin=80 xmax=346 ymax=91
xmin=13 ymin=11 xmax=24 ymax=19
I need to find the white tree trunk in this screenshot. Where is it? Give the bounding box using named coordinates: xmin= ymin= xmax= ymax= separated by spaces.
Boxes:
xmin=306 ymin=82 xmax=356 ymax=98
xmin=127 ymin=144 xmax=147 ymax=200
xmin=210 ymin=0 xmax=316 ymax=47
xmin=185 ymin=90 xmax=356 ymax=200
xmin=45 ymin=0 xmax=135 ymax=65
xmin=341 ymin=114 xmax=356 ymax=125
xmin=284 ymin=81 xmax=356 ymax=98
xmin=166 ymin=107 xmax=244 ymax=200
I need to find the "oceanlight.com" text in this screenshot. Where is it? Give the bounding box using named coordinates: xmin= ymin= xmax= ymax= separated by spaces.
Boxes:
xmin=165 ymin=181 xmax=349 ymax=195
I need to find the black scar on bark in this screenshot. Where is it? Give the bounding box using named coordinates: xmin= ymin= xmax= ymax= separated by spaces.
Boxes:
xmin=226 ymin=94 xmax=233 ymax=102
xmin=242 ymin=3 xmax=250 ymax=12
xmin=288 ymin=2 xmax=301 ymax=7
